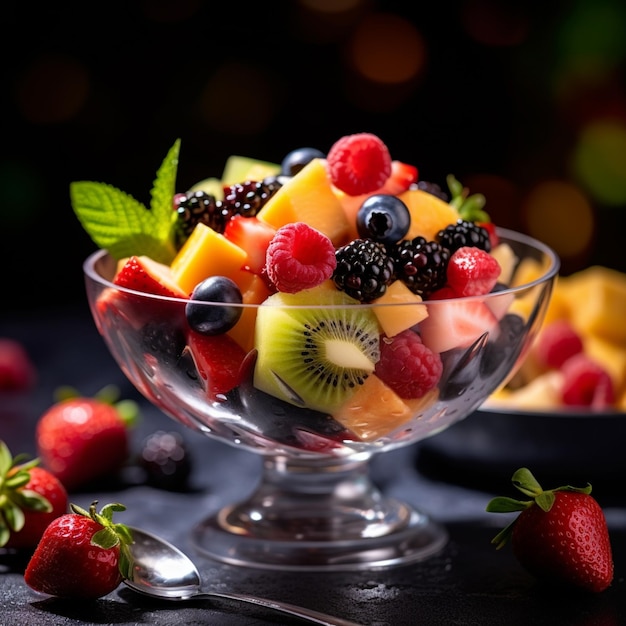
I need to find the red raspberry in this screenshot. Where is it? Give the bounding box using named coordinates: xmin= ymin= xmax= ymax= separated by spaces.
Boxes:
xmin=560 ymin=353 xmax=615 ymax=409
xmin=374 ymin=330 xmax=442 ymax=399
xmin=265 ymin=222 xmax=337 ymax=293
xmin=327 ymin=133 xmax=392 ymax=196
xmin=535 ymin=320 xmax=584 ymax=369
xmin=446 ymin=246 xmax=501 ymax=297
xmin=0 ymin=338 xmax=36 ymax=391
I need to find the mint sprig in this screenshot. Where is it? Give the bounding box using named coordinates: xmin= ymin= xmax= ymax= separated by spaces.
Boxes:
xmin=70 ymin=139 xmax=181 ymax=264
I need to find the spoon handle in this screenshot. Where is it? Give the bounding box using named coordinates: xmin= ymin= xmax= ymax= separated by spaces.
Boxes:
xmin=197 ymin=590 xmax=365 ymax=626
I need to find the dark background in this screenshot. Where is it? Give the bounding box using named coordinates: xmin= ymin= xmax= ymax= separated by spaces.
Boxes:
xmin=3 ymin=0 xmax=626 ymax=314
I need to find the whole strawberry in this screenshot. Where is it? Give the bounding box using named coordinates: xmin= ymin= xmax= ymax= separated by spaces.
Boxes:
xmin=36 ymin=386 xmax=139 ymax=491
xmin=24 ymin=501 xmax=133 ymax=599
xmin=0 ymin=441 xmax=68 ymax=550
xmin=487 ymin=468 xmax=614 ymax=593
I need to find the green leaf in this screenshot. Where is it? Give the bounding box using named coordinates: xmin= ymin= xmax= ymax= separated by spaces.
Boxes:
xmin=91 ymin=527 xmax=120 ymax=550
xmin=14 ymin=489 xmax=53 ymax=513
xmin=511 ymin=467 xmax=544 ymax=497
xmin=70 ymin=139 xmax=181 ymax=265
xmin=0 ymin=441 xmax=11 ymax=475
xmin=4 ymin=503 xmax=25 ymax=533
xmin=485 ymin=496 xmax=531 ymax=514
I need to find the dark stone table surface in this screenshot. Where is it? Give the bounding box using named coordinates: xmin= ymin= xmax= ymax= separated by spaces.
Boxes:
xmin=1 ymin=305 xmax=625 ymax=626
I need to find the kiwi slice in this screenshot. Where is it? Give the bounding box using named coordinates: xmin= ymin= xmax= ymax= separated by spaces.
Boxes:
xmin=253 ymin=288 xmax=381 ymax=413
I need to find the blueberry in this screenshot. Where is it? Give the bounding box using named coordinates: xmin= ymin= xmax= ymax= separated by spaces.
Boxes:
xmin=280 ymin=147 xmax=325 ymax=177
xmin=356 ymin=194 xmax=411 ymax=244
xmin=186 ymin=276 xmax=243 ymax=335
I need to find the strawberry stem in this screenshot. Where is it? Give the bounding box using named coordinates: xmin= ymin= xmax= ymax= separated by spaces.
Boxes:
xmin=486 ymin=467 xmax=594 ymax=548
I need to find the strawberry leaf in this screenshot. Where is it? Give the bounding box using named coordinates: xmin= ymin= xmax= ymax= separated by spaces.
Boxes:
xmin=3 ymin=503 xmax=25 ymax=533
xmin=70 ymin=140 xmax=181 ymax=265
xmin=91 ymin=527 xmax=121 ymax=550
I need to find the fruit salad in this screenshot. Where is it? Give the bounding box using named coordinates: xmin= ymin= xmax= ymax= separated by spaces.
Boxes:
xmin=486 ymin=265 xmax=626 ymax=412
xmin=76 ymin=132 xmax=557 ymax=452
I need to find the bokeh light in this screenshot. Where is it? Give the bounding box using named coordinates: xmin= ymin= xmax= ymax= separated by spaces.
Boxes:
xmin=198 ymin=62 xmax=280 ymax=136
xmin=347 ymin=13 xmax=425 ymax=85
xmin=461 ymin=0 xmax=530 ymax=47
xmin=15 ymin=54 xmax=89 ymax=125
xmin=522 ymin=180 xmax=595 ymax=261
xmin=571 ymin=119 xmax=626 ymax=206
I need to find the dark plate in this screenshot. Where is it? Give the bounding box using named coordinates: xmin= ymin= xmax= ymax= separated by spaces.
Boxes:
xmin=416 ymin=406 xmax=626 ymax=494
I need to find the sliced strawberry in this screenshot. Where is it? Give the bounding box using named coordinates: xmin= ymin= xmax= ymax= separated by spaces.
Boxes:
xmin=385 ymin=160 xmax=419 ymax=194
xmin=101 ymin=256 xmax=187 ymax=329
xmin=186 ymin=330 xmax=247 ymax=399
xmin=113 ymin=255 xmax=187 ymax=297
xmin=223 ymin=215 xmax=277 ymax=274
xmin=419 ymin=299 xmax=499 ymax=353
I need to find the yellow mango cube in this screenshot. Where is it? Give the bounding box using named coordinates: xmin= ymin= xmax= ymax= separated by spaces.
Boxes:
xmin=256 ymin=158 xmax=349 ymax=245
xmin=170 ymin=223 xmax=248 ymax=294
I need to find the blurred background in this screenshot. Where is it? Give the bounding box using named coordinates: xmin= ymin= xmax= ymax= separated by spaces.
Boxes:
xmin=3 ymin=0 xmax=626 ymax=313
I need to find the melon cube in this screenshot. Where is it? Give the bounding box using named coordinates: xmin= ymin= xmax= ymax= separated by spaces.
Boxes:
xmin=372 ymin=280 xmax=428 ymax=337
xmin=332 ymin=374 xmax=416 ymax=441
xmin=170 ymin=223 xmax=249 ymax=295
xmin=227 ymin=274 xmax=272 ymax=352
xmin=256 ymin=158 xmax=349 ymax=245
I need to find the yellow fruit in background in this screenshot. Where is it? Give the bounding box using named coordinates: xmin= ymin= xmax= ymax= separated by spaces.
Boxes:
xmin=559 ymin=266 xmax=626 ymax=345
xmin=170 ymin=223 xmax=249 ymax=294
xmin=398 ymin=189 xmax=460 ymax=241
xmin=256 ymin=159 xmax=349 ymax=245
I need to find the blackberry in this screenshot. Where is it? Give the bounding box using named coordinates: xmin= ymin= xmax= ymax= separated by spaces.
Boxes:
xmin=391 ymin=237 xmax=450 ymax=299
xmin=139 ymin=430 xmax=192 ymax=491
xmin=436 ymin=219 xmax=491 ymax=254
xmin=411 ymin=180 xmax=449 ymax=202
xmin=333 ymin=239 xmax=394 ymax=302
xmin=174 ymin=179 xmax=282 ymax=248
xmin=222 ymin=178 xmax=282 ymax=218
xmin=174 ymin=190 xmax=232 ymax=247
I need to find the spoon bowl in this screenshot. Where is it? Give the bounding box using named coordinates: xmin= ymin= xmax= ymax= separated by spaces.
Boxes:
xmin=125 ymin=526 xmax=363 ymax=626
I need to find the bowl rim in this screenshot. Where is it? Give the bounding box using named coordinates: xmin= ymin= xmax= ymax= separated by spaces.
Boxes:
xmin=83 ymin=226 xmax=561 ymax=307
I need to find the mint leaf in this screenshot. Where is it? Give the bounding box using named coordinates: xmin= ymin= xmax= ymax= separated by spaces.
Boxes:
xmin=70 ymin=140 xmax=181 ymax=264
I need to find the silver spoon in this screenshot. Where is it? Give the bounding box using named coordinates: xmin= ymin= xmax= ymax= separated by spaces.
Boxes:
xmin=124 ymin=526 xmax=365 ymax=626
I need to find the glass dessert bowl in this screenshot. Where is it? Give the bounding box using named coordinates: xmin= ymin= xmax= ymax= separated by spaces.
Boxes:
xmin=83 ymin=228 xmax=558 ymax=571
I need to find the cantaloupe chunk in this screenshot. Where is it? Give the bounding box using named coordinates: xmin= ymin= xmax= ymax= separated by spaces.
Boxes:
xmin=170 ymin=223 xmax=249 ymax=295
xmin=398 ymin=189 xmax=460 ymax=241
xmin=333 ymin=374 xmax=418 ymax=441
xmin=372 ymin=280 xmax=428 ymax=337
xmin=256 ymin=158 xmax=349 ymax=245
xmin=227 ymin=275 xmax=272 ymax=352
